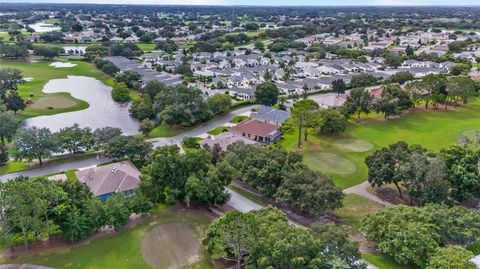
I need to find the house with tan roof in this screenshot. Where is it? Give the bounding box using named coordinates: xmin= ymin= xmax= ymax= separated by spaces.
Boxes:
xmin=229 ymin=119 xmax=281 ymax=144
xmin=75 ymin=161 xmax=141 ymax=201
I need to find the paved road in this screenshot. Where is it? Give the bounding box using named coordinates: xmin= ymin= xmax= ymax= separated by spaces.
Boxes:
xmin=226 ymin=187 xmax=263 ymax=213
xmin=344 ymin=181 xmax=392 ymax=206
xmin=149 ymin=105 xmax=258 ymax=147
xmin=0 ymin=105 xmax=258 ymax=181
xmin=0 ymin=156 xmax=112 ymax=182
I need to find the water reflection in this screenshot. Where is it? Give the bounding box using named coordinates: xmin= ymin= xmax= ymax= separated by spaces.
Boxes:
xmin=24 ymin=76 xmax=140 ymax=135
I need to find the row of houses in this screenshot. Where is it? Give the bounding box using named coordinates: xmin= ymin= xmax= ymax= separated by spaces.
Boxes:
xmin=105 ymin=56 xmax=183 ymax=87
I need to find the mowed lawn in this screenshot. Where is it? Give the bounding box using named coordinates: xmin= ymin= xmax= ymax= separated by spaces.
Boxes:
xmin=2 ymin=60 xmax=116 ymax=121
xmin=1 ymin=205 xmax=215 ymax=269
xmin=281 ymin=99 xmax=480 ymax=189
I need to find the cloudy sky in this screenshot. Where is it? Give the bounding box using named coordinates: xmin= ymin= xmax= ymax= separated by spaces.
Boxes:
xmin=11 ymin=0 xmax=478 ymax=5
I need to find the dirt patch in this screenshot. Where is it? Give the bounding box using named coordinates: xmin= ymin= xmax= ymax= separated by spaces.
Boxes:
xmin=30 ymin=96 xmax=78 ymax=109
xmin=368 ymin=185 xmax=410 ymax=205
xmin=332 ymin=138 xmax=374 ymax=152
xmin=141 ymin=223 xmax=201 ymax=269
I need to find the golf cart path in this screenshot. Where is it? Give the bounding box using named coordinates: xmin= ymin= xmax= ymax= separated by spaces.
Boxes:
xmin=344 ymin=181 xmax=392 ymax=206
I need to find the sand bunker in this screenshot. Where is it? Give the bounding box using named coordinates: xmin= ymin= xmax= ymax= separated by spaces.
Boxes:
xmin=49 ymin=62 xmax=77 ymax=68
xmin=141 ymin=223 xmax=201 ymax=269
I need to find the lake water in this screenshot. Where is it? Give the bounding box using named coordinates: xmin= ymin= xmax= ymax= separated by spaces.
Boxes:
xmin=23 ymin=76 xmax=140 ymax=135
xmin=27 ymin=22 xmax=61 ymax=33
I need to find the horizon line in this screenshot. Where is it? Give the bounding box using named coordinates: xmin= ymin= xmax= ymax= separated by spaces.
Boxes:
xmin=3 ymin=2 xmax=480 ymax=7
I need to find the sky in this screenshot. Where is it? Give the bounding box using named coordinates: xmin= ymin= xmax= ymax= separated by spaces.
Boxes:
xmin=8 ymin=0 xmax=479 ymax=5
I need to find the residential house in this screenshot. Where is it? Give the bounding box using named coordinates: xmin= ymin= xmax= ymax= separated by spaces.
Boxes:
xmin=75 ymin=161 xmax=141 ymax=201
xmin=200 ymin=132 xmax=257 ymax=151
xmin=229 ymin=119 xmax=282 ymax=143
xmin=251 ymin=105 xmax=291 ymax=125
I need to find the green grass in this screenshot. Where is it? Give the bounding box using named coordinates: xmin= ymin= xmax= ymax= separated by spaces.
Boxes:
xmin=206 ymin=126 xmax=229 ymax=135
xmin=0 ymin=161 xmax=28 ymax=175
xmin=229 ymin=115 xmax=249 ymax=123
xmin=64 ymin=169 xmax=78 ymax=181
xmin=334 ymin=194 xmax=383 ymax=234
xmin=280 ymin=100 xmax=480 ymax=189
xmin=148 ymin=123 xmax=188 ymax=138
xmin=137 ymin=43 xmax=156 ymax=52
xmin=362 ymin=253 xmax=417 ymax=269
xmin=1 ymin=205 xmax=214 ymax=269
xmin=1 ymin=60 xmax=115 ymax=120
xmin=228 ymin=185 xmax=269 ymax=207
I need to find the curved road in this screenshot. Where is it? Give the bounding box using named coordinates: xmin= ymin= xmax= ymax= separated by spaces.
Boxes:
xmin=0 ymin=105 xmax=258 ymax=182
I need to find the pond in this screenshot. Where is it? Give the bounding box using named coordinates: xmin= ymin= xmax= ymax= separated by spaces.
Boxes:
xmin=23 ymin=76 xmax=140 ymax=135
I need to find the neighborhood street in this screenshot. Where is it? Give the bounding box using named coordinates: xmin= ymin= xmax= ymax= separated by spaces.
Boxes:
xmin=0 ymin=105 xmax=258 ymax=182
xmin=0 ymin=156 xmax=112 ymax=182
xmin=149 ymin=104 xmax=259 ymax=147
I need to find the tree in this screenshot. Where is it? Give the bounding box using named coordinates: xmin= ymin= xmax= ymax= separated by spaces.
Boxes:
xmin=33 ymin=45 xmax=63 ymax=60
xmin=0 ymin=68 xmax=23 ymax=100
xmin=103 ymin=135 xmax=152 ymax=167
xmin=440 ymin=145 xmax=480 ymax=201
xmin=363 ymin=205 xmax=480 ymax=268
xmin=382 ymin=84 xmax=413 ymax=110
xmin=203 ymin=210 xmax=258 ymax=269
xmin=0 ymin=111 xmax=17 ymax=145
xmin=332 ymin=79 xmax=347 ymax=96
xmin=140 ymin=146 xmax=231 ymax=206
xmin=316 ymin=108 xmax=347 ymax=134
xmin=114 ymin=71 xmax=141 ymax=88
xmin=138 ymin=118 xmax=154 ymax=136
xmin=111 ymin=82 xmax=131 ymax=103
xmin=400 ymin=152 xmax=450 ymax=206
xmin=290 ymin=99 xmax=319 ymax=148
xmin=426 ymin=246 xmax=476 ymax=269
xmin=84 ymin=45 xmax=108 ymax=61
xmin=365 ymin=141 xmax=413 ymax=197
xmin=447 ymin=76 xmax=477 ymax=105
xmin=275 ymin=163 xmax=343 ymax=215
xmin=182 ymin=136 xmax=200 ymax=149
xmin=0 ymin=145 xmax=8 ymax=166
xmin=350 ymin=73 xmax=378 ymax=88
xmin=128 ymin=189 xmax=152 ymax=215
xmin=129 ymin=95 xmax=154 ymax=120
xmin=207 ymin=94 xmax=232 ymax=115
xmin=389 ymin=71 xmax=414 ymax=85
xmin=254 ymin=40 xmax=265 ymax=51
xmin=254 ymin=82 xmax=279 ymax=106
xmin=374 ymin=93 xmax=400 ymax=119
xmin=420 ymin=74 xmax=447 ymax=109
xmin=385 ymin=54 xmax=402 ymax=68
xmin=103 ymin=193 xmax=130 ymax=231
xmin=344 ymin=87 xmax=373 ymax=119
xmin=12 ymin=127 xmax=58 ymax=165
xmin=4 ymin=91 xmax=26 ymax=114
xmin=93 ymin=127 xmax=122 ymax=148
xmin=56 ymin=124 xmax=94 ymax=154
xmin=0 ymin=177 xmax=66 ymax=251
